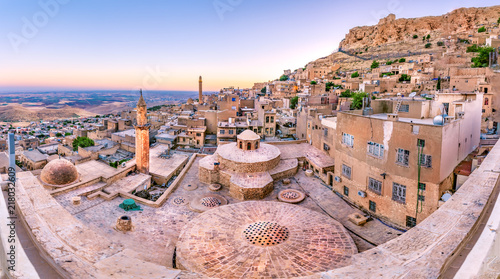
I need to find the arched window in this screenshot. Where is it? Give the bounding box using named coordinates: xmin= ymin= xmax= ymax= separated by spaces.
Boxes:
xmin=239 ymin=141 xmax=242 ymax=149
xmin=485 ymin=98 xmax=489 ymax=106
xmin=255 ymin=142 xmax=259 ymax=149
xmin=247 ymin=142 xmax=252 ymax=150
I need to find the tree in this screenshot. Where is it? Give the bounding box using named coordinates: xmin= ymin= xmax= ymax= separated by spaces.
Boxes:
xmin=467 ymin=44 xmax=480 ymax=53
xmin=290 ymin=96 xmax=299 ymax=109
xmin=279 ymin=75 xmax=289 ymax=81
xmin=64 ymin=132 xmax=72 ymax=136
xmin=72 ymin=136 xmax=95 ymax=151
xmin=425 ymin=43 xmax=432 ymax=48
xmin=498 ymin=17 xmax=500 ymax=25
xmin=310 ymin=81 xmax=317 ymax=85
xmin=413 ymin=35 xmax=418 ymax=39
xmin=340 ymin=90 xmax=353 ymax=98
xmin=260 ymin=87 xmax=266 ymax=94
xmin=386 ymin=60 xmax=393 ymax=65
xmin=399 ymin=58 xmax=406 ymax=63
xmin=437 ymin=41 xmax=445 ymax=46
xmin=325 ymin=82 xmax=335 ymax=92
xmin=426 ymin=34 xmax=431 ymax=40
xmin=399 ymin=74 xmax=411 ymax=82
xmin=56 ymin=133 xmax=63 ymax=137
xmin=478 ymin=26 xmax=486 ymax=33
xmin=351 ymin=92 xmax=368 ymax=110
xmin=370 ymin=60 xmax=380 ymax=69
xmin=351 ymin=71 xmax=360 ymax=78
xmin=471 ymin=46 xmax=495 ymax=68
xmin=436 ymin=77 xmax=441 ymax=90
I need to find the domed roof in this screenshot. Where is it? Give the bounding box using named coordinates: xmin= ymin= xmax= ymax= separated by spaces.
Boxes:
xmin=40 ymin=159 xmax=79 ymax=186
xmin=237 ymin=130 xmax=260 ymax=141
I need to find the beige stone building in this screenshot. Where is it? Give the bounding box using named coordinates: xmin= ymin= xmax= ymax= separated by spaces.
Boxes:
xmin=332 ymin=93 xmax=483 ymax=228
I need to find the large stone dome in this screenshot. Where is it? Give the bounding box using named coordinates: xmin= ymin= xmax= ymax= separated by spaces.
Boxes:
xmin=40 ymin=159 xmax=79 ymax=186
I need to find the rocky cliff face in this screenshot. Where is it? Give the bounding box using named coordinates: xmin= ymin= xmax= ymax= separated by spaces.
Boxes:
xmin=339 ymin=6 xmax=500 ymax=50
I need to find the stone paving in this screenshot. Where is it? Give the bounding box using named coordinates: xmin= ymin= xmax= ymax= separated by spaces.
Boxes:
xmin=17 ymin=147 xmax=403 ymax=278
xmin=176 ymin=201 xmax=357 ymax=278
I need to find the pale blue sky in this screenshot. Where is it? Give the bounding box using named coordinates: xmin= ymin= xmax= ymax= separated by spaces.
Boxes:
xmin=0 ymin=0 xmax=498 ymax=92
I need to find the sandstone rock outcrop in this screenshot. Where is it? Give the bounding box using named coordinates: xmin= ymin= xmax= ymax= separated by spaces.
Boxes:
xmin=339 ymin=6 xmax=500 ymax=50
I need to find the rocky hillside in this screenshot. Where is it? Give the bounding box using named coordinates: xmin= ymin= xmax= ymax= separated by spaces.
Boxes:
xmin=339 ymin=5 xmax=500 ymax=50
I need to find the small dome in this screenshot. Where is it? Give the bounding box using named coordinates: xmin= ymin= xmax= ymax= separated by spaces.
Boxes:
xmin=40 ymin=159 xmax=79 ymax=186
xmin=237 ymin=130 xmax=260 ymax=141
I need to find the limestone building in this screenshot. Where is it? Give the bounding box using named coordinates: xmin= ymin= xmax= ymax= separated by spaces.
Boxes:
xmin=199 ymin=130 xmax=298 ymax=200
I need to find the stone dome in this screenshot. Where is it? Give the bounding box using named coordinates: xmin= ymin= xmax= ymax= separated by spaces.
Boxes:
xmin=40 ymin=159 xmax=79 ymax=186
xmin=237 ymin=130 xmax=260 ymax=141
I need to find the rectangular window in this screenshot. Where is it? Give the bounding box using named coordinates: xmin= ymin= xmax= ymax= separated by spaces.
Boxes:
xmin=232 ymin=98 xmax=236 ymax=102
xmin=342 ymin=133 xmax=354 ymax=148
xmin=396 ymin=149 xmax=410 ymax=166
xmin=343 ymin=186 xmax=349 ymax=196
xmin=367 ymin=141 xmax=384 ymax=158
xmin=323 ymin=143 xmax=330 ymax=151
xmin=406 ymin=216 xmax=417 ymax=228
xmin=220 ymin=130 xmax=225 ymax=135
xmin=418 ymin=183 xmax=426 ymax=191
xmin=229 ymin=130 xmax=234 ymax=135
xmin=443 ymin=103 xmax=450 ymax=114
xmin=419 ymin=154 xmax=432 ymax=168
xmin=266 ymin=116 xmax=270 ymax=123
xmin=417 ymin=139 xmax=425 ymax=148
xmin=342 ymin=164 xmax=352 ymax=180
xmin=369 ymin=200 xmax=376 ymax=212
xmin=392 ymin=182 xmax=406 ymax=204
xmin=270 ymin=116 xmax=274 ymax=123
xmin=399 ymin=104 xmax=409 ymax=112
xmin=324 ymin=128 xmax=328 ymax=137
xmin=368 ymin=177 xmax=382 ymax=195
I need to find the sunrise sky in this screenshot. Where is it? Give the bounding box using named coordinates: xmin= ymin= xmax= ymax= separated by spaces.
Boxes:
xmin=0 ymin=0 xmax=499 ymax=92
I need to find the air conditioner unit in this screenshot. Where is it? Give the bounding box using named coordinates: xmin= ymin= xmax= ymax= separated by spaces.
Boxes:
xmin=334 ymin=176 xmax=342 ymax=183
xmin=358 ymin=191 xmax=367 ymax=198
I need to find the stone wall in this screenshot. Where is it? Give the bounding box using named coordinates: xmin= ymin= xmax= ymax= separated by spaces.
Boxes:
xmin=218 ymin=154 xmax=280 ymax=173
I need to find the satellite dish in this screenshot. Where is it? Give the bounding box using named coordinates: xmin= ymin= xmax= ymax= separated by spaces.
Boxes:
xmin=441 ymin=193 xmax=452 ymax=202
xmin=409 ymin=92 xmax=417 ymax=98
xmin=121 ymin=162 xmax=126 ymax=168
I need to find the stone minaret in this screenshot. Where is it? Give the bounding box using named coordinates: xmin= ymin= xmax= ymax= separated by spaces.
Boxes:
xmin=199 ymin=76 xmax=203 ymax=103
xmin=135 ymin=89 xmax=150 ymax=174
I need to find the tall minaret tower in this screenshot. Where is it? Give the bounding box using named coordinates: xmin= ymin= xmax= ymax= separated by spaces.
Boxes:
xmin=199 ymin=76 xmax=203 ymax=103
xmin=135 ymin=89 xmax=150 ymax=174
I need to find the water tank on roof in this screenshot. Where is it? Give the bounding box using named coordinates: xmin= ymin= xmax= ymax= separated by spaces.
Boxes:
xmin=433 ymin=115 xmax=445 ymax=126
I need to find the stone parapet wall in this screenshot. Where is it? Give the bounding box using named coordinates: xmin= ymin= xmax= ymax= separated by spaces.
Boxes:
xmin=297 ymin=140 xmax=500 ymax=278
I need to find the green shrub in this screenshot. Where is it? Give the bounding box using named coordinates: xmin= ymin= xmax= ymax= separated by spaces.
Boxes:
xmin=351 ymin=92 xmax=368 ymax=110
xmin=72 ymin=136 xmax=95 ymax=151
xmin=310 ymin=81 xmax=317 ymax=85
xmin=399 ymin=74 xmax=411 ymax=82
xmin=478 ymin=26 xmax=486 ymax=33
xmin=370 ymin=60 xmax=380 ymax=69
xmin=290 ymin=96 xmax=299 ymax=109
xmin=340 ymin=90 xmax=353 ymax=98
xmin=437 ymin=41 xmax=444 ymax=46
xmin=351 ymin=71 xmax=360 ymax=78
xmin=413 ymin=35 xmax=418 ymax=39
xmin=279 ymin=75 xmax=289 ymax=81
xmin=425 ymin=43 xmax=432 ymax=48
xmin=399 ymin=58 xmax=406 ymax=63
